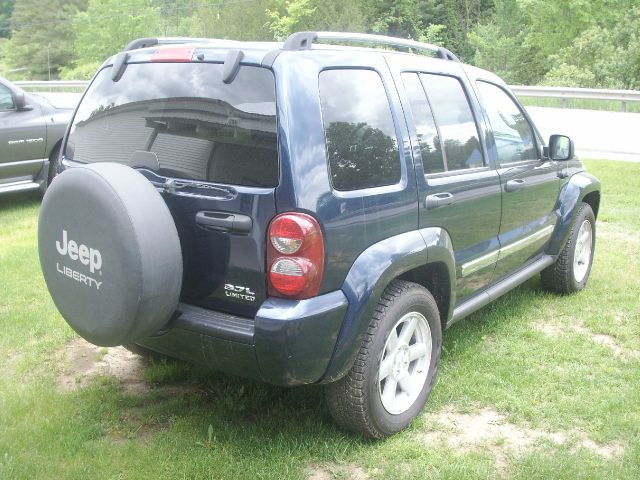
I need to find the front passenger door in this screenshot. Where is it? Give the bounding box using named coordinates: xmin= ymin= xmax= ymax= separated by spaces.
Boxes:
xmin=475 ymin=81 xmax=560 ymax=280
xmin=0 ymin=83 xmax=46 ymax=180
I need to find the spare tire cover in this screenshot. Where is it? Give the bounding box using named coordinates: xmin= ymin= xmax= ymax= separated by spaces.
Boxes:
xmin=39 ymin=163 xmax=183 ymax=346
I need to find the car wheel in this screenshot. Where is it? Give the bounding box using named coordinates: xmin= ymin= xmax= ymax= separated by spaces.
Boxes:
xmin=39 ymin=163 xmax=183 ymax=347
xmin=325 ymin=280 xmax=442 ymax=439
xmin=541 ymin=202 xmax=596 ymax=294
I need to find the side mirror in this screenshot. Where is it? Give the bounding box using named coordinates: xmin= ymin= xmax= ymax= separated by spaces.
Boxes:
xmin=14 ymin=92 xmax=32 ymax=111
xmin=547 ymin=134 xmax=574 ymax=161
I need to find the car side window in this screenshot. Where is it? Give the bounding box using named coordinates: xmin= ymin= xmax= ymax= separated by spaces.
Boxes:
xmin=402 ymin=73 xmax=445 ymax=174
xmin=0 ymin=84 xmax=14 ymax=110
xmin=476 ymin=81 xmax=537 ymax=164
xmin=420 ymin=73 xmax=484 ymax=171
xmin=319 ymin=69 xmax=401 ymax=191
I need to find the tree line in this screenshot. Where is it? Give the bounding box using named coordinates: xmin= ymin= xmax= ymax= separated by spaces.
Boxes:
xmin=0 ymin=0 xmax=638 ymax=89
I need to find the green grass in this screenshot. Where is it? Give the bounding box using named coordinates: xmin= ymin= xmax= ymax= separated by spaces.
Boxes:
xmin=519 ymin=96 xmax=640 ymax=113
xmin=1 ymin=160 xmax=639 ymax=479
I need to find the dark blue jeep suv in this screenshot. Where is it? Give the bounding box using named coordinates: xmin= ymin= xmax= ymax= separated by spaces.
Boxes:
xmin=38 ymin=32 xmax=601 ymax=438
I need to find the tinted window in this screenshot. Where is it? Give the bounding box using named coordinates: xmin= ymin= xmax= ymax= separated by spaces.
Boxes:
xmin=476 ymin=81 xmax=537 ymax=164
xmin=402 ymin=73 xmax=445 ymax=174
xmin=319 ymin=69 xmax=401 ymax=191
xmin=65 ymin=63 xmax=278 ymax=187
xmin=0 ymin=84 xmax=14 ymax=110
xmin=421 ymin=74 xmax=484 ymax=171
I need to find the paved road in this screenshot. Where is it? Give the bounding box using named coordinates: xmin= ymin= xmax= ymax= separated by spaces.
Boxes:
xmin=526 ymin=107 xmax=640 ymax=162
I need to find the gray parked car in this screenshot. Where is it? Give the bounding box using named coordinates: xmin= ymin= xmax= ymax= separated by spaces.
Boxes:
xmin=0 ymin=76 xmax=76 ymax=195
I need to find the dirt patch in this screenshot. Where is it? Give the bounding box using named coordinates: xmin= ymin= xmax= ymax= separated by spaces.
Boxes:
xmin=307 ymin=463 xmax=371 ymax=480
xmin=59 ymin=337 xmax=149 ymax=394
xmin=4 ymin=350 xmax=22 ymax=368
xmin=532 ymin=322 xmax=562 ymax=337
xmin=419 ymin=407 xmax=623 ymax=472
xmin=573 ymin=326 xmax=640 ymax=360
xmin=307 ymin=465 xmax=333 ymax=480
xmin=533 ymin=322 xmax=640 ymax=360
xmin=346 ymin=466 xmax=370 ymax=480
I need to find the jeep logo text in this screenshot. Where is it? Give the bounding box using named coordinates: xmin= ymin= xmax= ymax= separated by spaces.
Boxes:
xmin=56 ymin=229 xmax=102 ymax=273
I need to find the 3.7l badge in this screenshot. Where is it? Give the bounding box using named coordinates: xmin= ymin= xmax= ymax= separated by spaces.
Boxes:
xmin=224 ymin=283 xmax=256 ymax=302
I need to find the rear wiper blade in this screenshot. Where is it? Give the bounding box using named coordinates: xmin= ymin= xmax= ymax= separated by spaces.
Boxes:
xmin=222 ymin=49 xmax=244 ymax=84
xmin=111 ymin=52 xmax=129 ymax=82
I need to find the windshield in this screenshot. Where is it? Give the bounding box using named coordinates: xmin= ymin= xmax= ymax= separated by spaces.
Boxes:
xmin=65 ymin=62 xmax=278 ymax=187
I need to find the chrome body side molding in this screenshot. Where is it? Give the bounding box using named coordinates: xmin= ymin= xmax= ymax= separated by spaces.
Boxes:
xmin=461 ymin=225 xmax=554 ymax=278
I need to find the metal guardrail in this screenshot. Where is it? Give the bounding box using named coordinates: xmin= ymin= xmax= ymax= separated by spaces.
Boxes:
xmin=15 ymin=80 xmax=640 ymax=112
xmin=14 ymin=80 xmax=88 ymax=92
xmin=510 ymin=86 xmax=640 ymax=112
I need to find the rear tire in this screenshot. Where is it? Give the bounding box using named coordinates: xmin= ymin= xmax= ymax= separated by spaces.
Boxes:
xmin=325 ymin=280 xmax=442 ymax=439
xmin=47 ymin=143 xmax=61 ymax=185
xmin=541 ymin=202 xmax=595 ymax=294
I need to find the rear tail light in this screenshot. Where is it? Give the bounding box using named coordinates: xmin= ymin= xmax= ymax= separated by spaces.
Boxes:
xmin=267 ymin=213 xmax=324 ymax=299
xmin=270 ymin=215 xmax=305 ymax=254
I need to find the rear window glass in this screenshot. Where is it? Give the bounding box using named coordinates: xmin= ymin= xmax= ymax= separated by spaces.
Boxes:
xmin=319 ymin=69 xmax=401 ymax=191
xmin=65 ymin=63 xmax=278 ymax=188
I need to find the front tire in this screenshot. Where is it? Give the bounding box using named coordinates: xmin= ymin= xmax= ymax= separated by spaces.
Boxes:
xmin=541 ymin=202 xmax=596 ymax=293
xmin=325 ymin=280 xmax=442 ymax=439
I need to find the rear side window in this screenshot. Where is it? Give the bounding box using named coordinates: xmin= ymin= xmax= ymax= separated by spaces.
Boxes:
xmin=420 ymin=73 xmax=484 ymax=171
xmin=319 ymin=69 xmax=401 ymax=191
xmin=402 ymin=73 xmax=445 ymax=174
xmin=65 ymin=63 xmax=278 ymax=188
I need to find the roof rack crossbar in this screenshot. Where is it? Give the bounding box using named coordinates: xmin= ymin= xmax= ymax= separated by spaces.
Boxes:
xmin=282 ymin=31 xmax=460 ymax=62
xmin=123 ymin=37 xmax=227 ymax=52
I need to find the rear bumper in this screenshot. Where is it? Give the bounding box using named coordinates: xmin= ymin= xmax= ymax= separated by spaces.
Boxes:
xmin=137 ymin=290 xmax=348 ymax=386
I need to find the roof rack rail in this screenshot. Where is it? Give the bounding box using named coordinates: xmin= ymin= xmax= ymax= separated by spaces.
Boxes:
xmin=282 ymin=31 xmax=460 ymax=62
xmin=123 ymin=37 xmax=219 ymax=52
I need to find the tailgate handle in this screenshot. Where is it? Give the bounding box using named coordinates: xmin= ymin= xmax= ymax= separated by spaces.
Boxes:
xmin=196 ymin=211 xmax=252 ymax=234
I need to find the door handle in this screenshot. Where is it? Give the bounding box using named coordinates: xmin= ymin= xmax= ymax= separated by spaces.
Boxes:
xmin=505 ymin=179 xmax=526 ymax=192
xmin=195 ymin=211 xmax=252 ymax=234
xmin=426 ymin=192 xmax=455 ymax=210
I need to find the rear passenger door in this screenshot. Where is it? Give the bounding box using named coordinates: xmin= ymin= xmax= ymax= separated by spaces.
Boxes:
xmin=473 ymin=80 xmax=560 ymax=279
xmin=287 ymin=53 xmax=420 ymax=291
xmin=389 ymin=57 xmax=502 ymax=301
